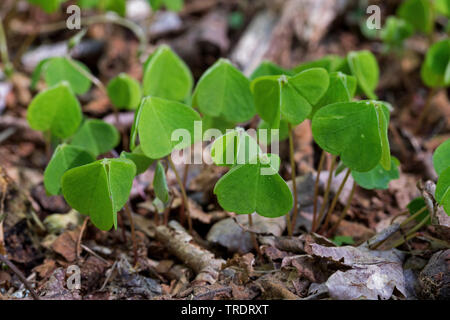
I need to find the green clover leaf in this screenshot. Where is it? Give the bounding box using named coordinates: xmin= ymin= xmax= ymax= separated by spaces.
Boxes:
xmin=192 ymin=59 xmax=255 ymax=123
xmin=70 ymin=119 xmax=120 ymax=157
xmin=107 ymin=73 xmax=142 ymax=110
xmin=27 ymin=82 xmax=82 ymax=139
xmin=44 ymin=144 xmax=96 ymax=196
xmin=143 ymin=45 xmax=193 ymax=102
xmin=62 ymin=158 xmax=136 ymax=230
xmin=311 ymin=100 xmax=391 ymax=172
xmin=132 ymin=96 xmax=201 ymax=159
xmin=251 ymin=68 xmax=329 ymax=128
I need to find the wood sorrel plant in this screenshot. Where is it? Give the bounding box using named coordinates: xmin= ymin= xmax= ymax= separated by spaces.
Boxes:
xmin=210 ymin=128 xmax=293 ymax=242
xmin=250 ymin=68 xmax=330 ymax=235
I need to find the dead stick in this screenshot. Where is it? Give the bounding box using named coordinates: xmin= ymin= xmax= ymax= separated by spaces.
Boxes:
xmin=0 ymin=254 xmax=40 ymax=300
xmin=155 ymin=221 xmax=225 ymax=284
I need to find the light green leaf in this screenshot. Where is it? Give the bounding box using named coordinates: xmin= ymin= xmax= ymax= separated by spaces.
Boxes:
xmin=352 ymin=157 xmax=400 ymax=190
xmin=27 ymin=82 xmax=82 ymax=139
xmin=213 ymin=156 xmax=293 ymax=217
xmin=62 ymin=158 xmax=136 ymax=230
xmin=433 ymin=139 xmax=450 ymax=175
xmin=311 ymin=101 xmax=390 ymax=172
xmin=347 ymin=50 xmax=379 ymax=99
xmin=250 ymin=61 xmax=293 ymax=80
xmin=120 ymin=146 xmax=154 ymax=175
xmin=421 ymin=39 xmax=450 ymax=88
xmin=380 ymin=17 xmax=414 ymax=48
xmin=70 ymin=119 xmax=120 ymax=157
xmin=210 ymin=128 xmax=262 ymax=167
xmin=107 ymin=73 xmax=142 ymax=110
xmin=311 ymin=72 xmax=357 ymax=118
xmin=27 ymin=0 xmax=64 ymax=13
xmin=436 ymin=166 xmax=450 ymax=215
xmin=332 ymin=236 xmax=355 ymax=246
xmin=31 ymin=58 xmax=51 ymax=90
xmin=143 ymin=45 xmax=193 ymax=102
xmin=136 ymin=96 xmax=201 ymax=159
xmin=407 ymin=197 xmax=430 ymax=224
xmin=397 ymin=0 xmax=433 ymax=34
xmin=192 ymin=59 xmax=255 ymax=123
xmin=293 ymin=55 xmax=346 ymax=74
xmin=251 ymin=68 xmax=329 ymax=127
xmin=148 ymin=0 xmax=183 ymax=11
xmin=257 ymin=118 xmax=289 ymax=145
xmin=435 ymin=0 xmax=450 ymax=17
xmin=44 ymin=144 xmax=96 ymax=196
xmin=42 ymin=57 xmax=92 ymax=95
xmin=153 ymin=161 xmax=169 ymax=203
xmin=103 ymin=0 xmax=126 ymax=16
xmin=202 ymin=115 xmax=236 ymax=135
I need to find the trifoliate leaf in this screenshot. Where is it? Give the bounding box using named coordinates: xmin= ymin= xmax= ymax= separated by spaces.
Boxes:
xmin=27 ymin=82 xmax=82 ymax=139
xmin=44 ymin=144 xmax=95 ymax=196
xmin=192 ymin=59 xmax=255 ymax=123
xmin=62 ymin=158 xmax=136 ymax=230
xmin=70 ymin=119 xmax=120 ymax=157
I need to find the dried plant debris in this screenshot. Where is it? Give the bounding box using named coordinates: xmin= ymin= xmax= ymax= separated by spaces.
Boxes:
xmin=309 ymin=244 xmax=407 ymax=300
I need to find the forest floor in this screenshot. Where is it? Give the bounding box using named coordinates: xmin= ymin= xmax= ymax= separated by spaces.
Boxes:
xmin=0 ymin=0 xmax=449 ymax=300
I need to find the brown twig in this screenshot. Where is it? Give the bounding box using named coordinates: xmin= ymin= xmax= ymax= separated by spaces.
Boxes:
xmin=0 ymin=254 xmax=40 ymax=300
xmin=76 ymin=216 xmax=89 ymax=261
xmin=155 ymin=221 xmax=225 ymax=284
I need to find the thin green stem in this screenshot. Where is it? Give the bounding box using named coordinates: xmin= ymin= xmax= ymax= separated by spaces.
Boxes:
xmin=321 ymin=168 xmax=351 ymax=232
xmin=313 ymin=155 xmax=337 ymax=232
xmin=168 ymin=155 xmax=192 ymax=234
xmin=328 ymin=181 xmax=356 ymax=237
xmin=391 ymin=215 xmax=430 ymax=249
xmin=372 ymin=206 xmax=427 ymax=250
xmin=312 ymin=150 xmax=326 ymax=232
xmin=40 ymin=13 xmax=147 ymax=58
xmin=124 ymin=202 xmax=138 ymax=267
xmin=287 ymin=123 xmax=297 ymax=236
xmin=0 ymin=17 xmax=13 ymax=77
xmin=66 ymin=55 xmax=120 ymax=125
xmin=248 ymin=214 xmax=260 ymax=254
xmin=416 ymin=87 xmax=437 ymax=134
xmin=400 ymin=206 xmax=427 ymax=227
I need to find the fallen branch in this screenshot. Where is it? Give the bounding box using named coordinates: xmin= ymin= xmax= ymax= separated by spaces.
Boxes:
xmin=155 ymin=220 xmax=225 ymax=284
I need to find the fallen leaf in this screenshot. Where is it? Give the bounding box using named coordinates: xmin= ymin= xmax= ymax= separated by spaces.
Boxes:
xmin=207 ymin=214 xmax=285 ymax=253
xmin=310 ymin=244 xmax=407 ymax=300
